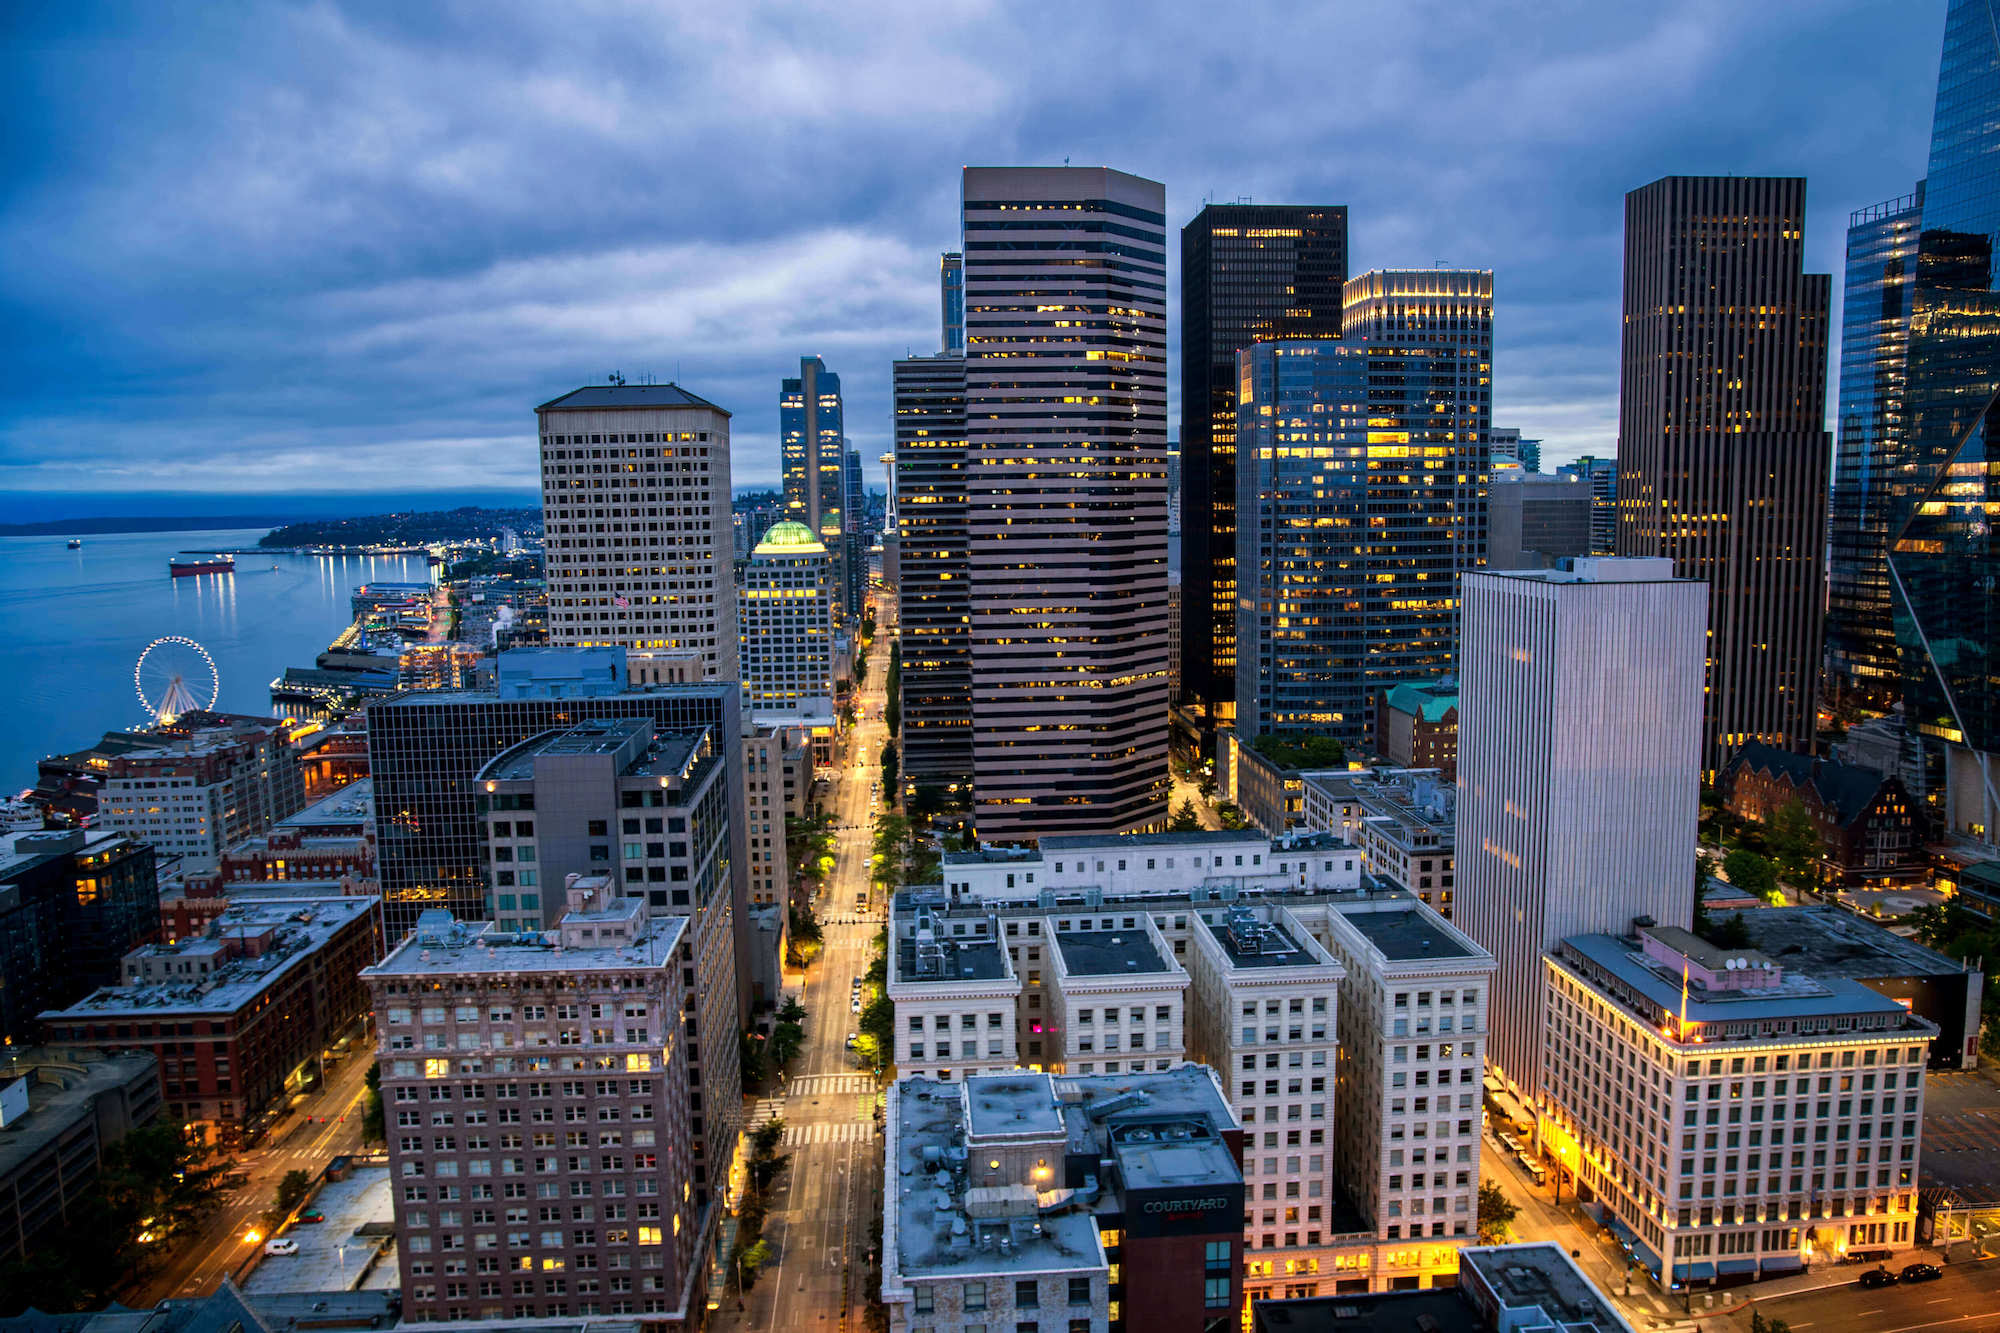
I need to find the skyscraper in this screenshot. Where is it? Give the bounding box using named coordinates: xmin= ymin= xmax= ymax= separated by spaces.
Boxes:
xmin=1554 ymin=455 xmax=1618 ymax=555
xmin=537 ymin=384 xmax=739 ymax=678
xmin=939 ymin=251 xmax=965 ymax=357
xmin=1233 ymin=271 xmax=1491 ymax=751
xmin=962 ymin=167 xmax=1171 ymax=839
xmin=1616 ymin=176 xmax=1831 ymax=778
xmin=1454 ymin=557 xmax=1707 ymax=1103
xmin=1893 ymin=0 xmax=2000 ymax=845
xmin=780 ymin=356 xmax=852 ymax=615
xmin=1178 ymin=204 xmax=1348 ymax=724
xmin=740 ymin=520 xmax=835 ymax=719
xmin=891 ymin=353 xmax=972 ymax=793
xmin=1828 ymin=186 xmax=1925 ymax=708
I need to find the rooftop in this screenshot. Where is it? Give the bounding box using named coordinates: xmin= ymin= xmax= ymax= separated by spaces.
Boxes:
xmin=537 ymin=383 xmax=728 ymax=414
xmin=1726 ymin=742 xmax=1899 ymax=827
xmin=1041 ymin=831 xmax=1267 ymax=851
xmin=43 ymin=898 xmax=379 ymax=1019
xmin=964 ymin=1073 xmax=1065 ymax=1140
xmin=1461 ymin=1242 xmax=1637 ymax=1332
xmin=478 ymin=721 xmax=706 ymax=784
xmin=0 ymin=1047 xmax=159 ymax=1182
xmin=1252 ymin=1290 xmax=1474 ymax=1333
xmin=364 ymin=909 xmax=686 ymax=977
xmin=1344 ymin=906 xmax=1478 ymax=961
xmin=1558 ymin=933 xmax=1928 ymax=1027
xmin=1204 ymin=907 xmax=1331 ymax=971
xmin=1379 ymin=678 xmax=1458 ymax=723
xmin=1055 ymin=928 xmax=1169 ymax=977
xmin=1108 ymin=1116 xmax=1241 ymax=1194
xmin=1735 ymin=905 xmax=1971 ymax=981
xmin=895 ymin=934 xmax=1011 ymax=985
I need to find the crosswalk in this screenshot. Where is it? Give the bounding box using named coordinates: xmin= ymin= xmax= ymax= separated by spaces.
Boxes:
xmin=781 ymin=1121 xmax=876 ymax=1146
xmin=750 ymin=1098 xmax=785 ymax=1126
xmin=787 ymin=1074 xmax=875 ymax=1096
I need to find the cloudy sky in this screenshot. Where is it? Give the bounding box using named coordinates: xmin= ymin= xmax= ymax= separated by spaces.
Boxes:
xmin=0 ymin=1 xmax=1946 ymax=503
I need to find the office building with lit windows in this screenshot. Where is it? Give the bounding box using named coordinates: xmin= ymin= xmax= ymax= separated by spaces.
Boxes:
xmin=1827 ymin=186 xmax=1924 ymax=707
xmin=780 ymin=356 xmax=856 ymax=621
xmin=537 ymin=384 xmax=738 ymax=679
xmin=1615 ymin=176 xmax=1830 ymax=777
xmin=1178 ymin=204 xmax=1348 ymax=725
xmin=961 ymin=167 xmax=1171 ymax=839
xmin=1234 ymin=267 xmax=1491 ymax=751
xmin=739 ymin=520 xmax=835 ymax=720
xmin=1540 ymin=924 xmax=1932 ymax=1287
xmin=1554 ymin=455 xmax=1618 ymax=555
xmin=892 ymin=353 xmax=972 ymax=794
xmin=940 ymin=252 xmax=966 ymax=357
xmin=1455 ymin=559 xmax=1706 ymax=1107
xmin=363 ymin=880 xmax=703 ymax=1324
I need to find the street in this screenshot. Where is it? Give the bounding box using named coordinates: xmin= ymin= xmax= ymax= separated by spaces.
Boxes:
xmin=726 ymin=593 xmax=893 ymax=1333
xmin=1721 ymin=1256 xmax=2000 ymax=1333
xmin=127 ymin=1051 xmax=374 ymax=1306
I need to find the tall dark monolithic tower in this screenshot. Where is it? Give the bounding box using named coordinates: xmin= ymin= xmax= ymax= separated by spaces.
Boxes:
xmin=1178 ymin=204 xmax=1347 ymax=728
xmin=1616 ymin=176 xmax=1831 ymax=777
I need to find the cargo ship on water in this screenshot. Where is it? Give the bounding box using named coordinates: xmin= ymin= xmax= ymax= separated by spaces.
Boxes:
xmin=169 ymin=552 xmax=236 ymax=577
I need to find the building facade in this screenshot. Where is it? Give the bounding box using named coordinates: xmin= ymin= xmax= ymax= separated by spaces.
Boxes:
xmin=0 ymin=830 xmax=159 ymax=1046
xmin=1718 ymin=743 xmax=1923 ymax=888
xmin=1178 ymin=204 xmax=1349 ymax=724
xmin=1540 ymin=925 xmax=1932 ymax=1285
xmin=739 ymin=521 xmax=835 ymax=720
xmin=1235 ymin=268 xmax=1492 ymax=751
xmin=1455 ymin=559 xmax=1707 ymax=1104
xmin=96 ymin=719 xmax=304 ymax=865
xmin=940 ymin=251 xmax=965 ymax=358
xmin=1553 ymin=456 xmax=1618 ymax=556
xmin=1615 ymin=176 xmax=1831 ymax=777
xmin=39 ymin=896 xmax=382 ymax=1141
xmin=1373 ymin=682 xmax=1459 ymax=780
xmin=1827 ymin=186 xmax=1924 ymax=708
xmin=362 ymin=882 xmax=703 ymax=1324
xmin=1892 ymin=1 xmax=2000 ymax=850
xmin=0 ymin=1047 xmax=161 ymax=1264
xmin=537 ymin=385 xmax=738 ymax=677
xmin=1486 ymin=472 xmax=1591 ymax=570
xmin=892 ymin=354 xmax=973 ymax=795
xmin=962 ymin=167 xmax=1171 ymax=839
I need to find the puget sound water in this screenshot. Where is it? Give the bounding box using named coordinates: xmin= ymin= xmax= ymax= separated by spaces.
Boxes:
xmin=0 ymin=526 xmax=432 ymax=790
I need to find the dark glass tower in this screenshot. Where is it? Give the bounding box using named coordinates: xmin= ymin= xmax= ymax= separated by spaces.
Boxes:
xmin=780 ymin=356 xmax=852 ymax=616
xmin=891 ymin=354 xmax=971 ymax=792
xmin=1828 ymin=185 xmax=1924 ymax=708
xmin=1178 ymin=204 xmax=1347 ymax=726
xmin=1894 ymin=0 xmax=2000 ymax=841
xmin=1616 ymin=176 xmax=1832 ymax=779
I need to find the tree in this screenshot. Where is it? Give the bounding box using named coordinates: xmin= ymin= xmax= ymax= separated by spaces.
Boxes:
xmin=1723 ymin=849 xmax=1778 ymax=902
xmin=880 ymin=740 xmax=899 ymax=800
xmin=738 ymin=1237 xmax=773 ymax=1283
xmin=778 ymin=996 xmax=808 ymax=1026
xmin=362 ymin=1060 xmax=384 ymax=1143
xmin=275 ymin=1168 xmax=313 ymax=1216
xmin=1702 ymin=911 xmax=1753 ymax=950
xmin=1694 ymin=849 xmax=1717 ymax=893
xmin=1197 ymin=767 xmax=1218 ymax=800
xmin=885 ymin=641 xmax=902 ymax=737
xmin=1169 ymin=799 xmax=1202 ymax=832
xmin=1477 ymin=1179 xmax=1518 ymax=1244
xmin=1767 ymin=798 xmax=1825 ymax=893
xmin=860 ymin=992 xmax=895 ymax=1054
xmin=740 ymin=1031 xmax=769 ymax=1086
xmin=770 ymin=1021 xmax=806 ymax=1066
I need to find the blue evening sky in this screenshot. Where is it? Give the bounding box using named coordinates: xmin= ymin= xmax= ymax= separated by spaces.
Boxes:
xmin=0 ymin=2 xmax=1944 ymax=503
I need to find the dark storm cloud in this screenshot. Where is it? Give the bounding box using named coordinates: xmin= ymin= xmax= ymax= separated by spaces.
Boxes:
xmin=0 ymin=1 xmax=1942 ymax=496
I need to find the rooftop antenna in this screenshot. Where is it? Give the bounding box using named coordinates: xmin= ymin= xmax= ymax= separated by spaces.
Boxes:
xmin=1063 ymin=155 xmax=1070 ymax=166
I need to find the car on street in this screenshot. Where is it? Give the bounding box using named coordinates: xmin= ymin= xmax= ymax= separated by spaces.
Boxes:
xmin=297 ymin=1208 xmax=325 ymax=1224
xmin=844 ymin=1034 xmax=858 ymax=1049
xmin=1901 ymin=1262 xmax=1943 ymax=1283
xmin=1857 ymin=1268 xmax=1897 ymax=1289
xmin=263 ymin=1238 xmax=300 ymax=1256
xmin=220 ymin=1172 xmax=250 ymax=1189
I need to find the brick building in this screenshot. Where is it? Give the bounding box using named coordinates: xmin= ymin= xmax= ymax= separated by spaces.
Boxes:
xmin=40 ymin=896 xmax=382 ymax=1141
xmin=1372 ymin=681 xmax=1458 ymax=780
xmin=1720 ymin=743 xmax=1922 ymax=887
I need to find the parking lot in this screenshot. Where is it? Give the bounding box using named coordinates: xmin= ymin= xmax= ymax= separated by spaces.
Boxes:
xmin=244 ymin=1166 xmax=398 ymax=1295
xmin=1923 ymin=1070 xmax=2000 ymax=1201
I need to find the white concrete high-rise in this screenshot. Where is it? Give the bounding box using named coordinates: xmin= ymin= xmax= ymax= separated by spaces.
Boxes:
xmin=536 ymin=385 xmax=739 ymax=679
xmin=1454 ymin=557 xmax=1707 ymax=1105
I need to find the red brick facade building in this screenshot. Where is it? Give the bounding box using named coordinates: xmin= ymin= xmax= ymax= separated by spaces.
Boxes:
xmin=1721 ymin=742 xmax=1923 ymax=888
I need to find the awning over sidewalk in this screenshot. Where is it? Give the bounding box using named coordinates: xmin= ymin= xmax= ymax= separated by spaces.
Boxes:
xmin=1718 ymin=1259 xmax=1757 ymax=1275
xmin=1759 ymin=1254 xmax=1804 ymax=1275
xmin=1633 ymin=1241 xmax=1662 ymax=1273
xmin=1483 ymin=1079 xmax=1534 ymax=1132
xmin=1604 ymin=1213 xmax=1637 ymax=1246
xmin=1673 ymin=1261 xmax=1716 ymax=1282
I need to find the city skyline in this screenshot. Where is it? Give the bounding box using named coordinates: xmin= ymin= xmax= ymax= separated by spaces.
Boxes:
xmin=0 ymin=4 xmax=1945 ymax=503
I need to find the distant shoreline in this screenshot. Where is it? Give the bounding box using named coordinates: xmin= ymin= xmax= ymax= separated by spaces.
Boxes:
xmin=0 ymin=516 xmax=285 ymax=537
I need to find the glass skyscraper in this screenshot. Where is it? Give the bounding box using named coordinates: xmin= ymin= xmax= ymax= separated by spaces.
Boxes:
xmin=1895 ymin=0 xmax=2000 ymax=841
xmin=1827 ymin=185 xmax=1924 ymax=707
xmin=780 ymin=356 xmax=852 ymax=618
xmin=1235 ymin=270 xmax=1491 ymax=750
xmin=940 ymin=251 xmax=965 ymax=357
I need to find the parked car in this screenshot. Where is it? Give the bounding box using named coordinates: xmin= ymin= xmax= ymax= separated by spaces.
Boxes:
xmin=297 ymin=1208 xmax=326 ymax=1224
xmin=1901 ymin=1262 xmax=1943 ymax=1283
xmin=263 ymin=1238 xmax=300 ymax=1256
xmin=220 ymin=1172 xmax=250 ymax=1190
xmin=1857 ymin=1268 xmax=1897 ymax=1289
xmin=845 ymin=1033 xmax=858 ymax=1050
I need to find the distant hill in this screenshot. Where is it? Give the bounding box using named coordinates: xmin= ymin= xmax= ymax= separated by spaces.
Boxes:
xmin=0 ymin=514 xmax=290 ymax=536
xmin=259 ymin=506 xmax=543 ymax=548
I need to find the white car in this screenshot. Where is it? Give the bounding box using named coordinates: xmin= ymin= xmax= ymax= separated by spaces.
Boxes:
xmin=263 ymin=1238 xmax=300 ymax=1256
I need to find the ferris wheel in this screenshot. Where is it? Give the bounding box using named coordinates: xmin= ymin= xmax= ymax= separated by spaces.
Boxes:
xmin=135 ymin=636 xmax=219 ymax=724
